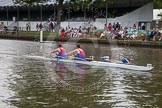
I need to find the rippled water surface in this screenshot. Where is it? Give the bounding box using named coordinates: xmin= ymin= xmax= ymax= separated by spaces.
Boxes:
xmin=0 ymin=39 xmax=162 ymax=108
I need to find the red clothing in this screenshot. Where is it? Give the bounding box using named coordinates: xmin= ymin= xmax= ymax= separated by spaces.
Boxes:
xmin=108 ymin=25 xmax=112 ymax=31
xmin=58 ymin=47 xmax=66 ymax=56
xmin=78 ymin=48 xmax=85 ymax=55
xmin=60 ymin=32 xmax=65 ymax=39
xmin=75 ymin=48 xmax=85 ymax=59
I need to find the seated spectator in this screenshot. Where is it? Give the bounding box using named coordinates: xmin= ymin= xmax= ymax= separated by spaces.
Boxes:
xmin=156 ymin=29 xmax=161 ymax=41
xmin=145 ymin=30 xmax=151 ymax=41
xmin=60 ymin=28 xmax=65 ymax=39
xmin=104 ymin=24 xmax=108 ymax=31
xmin=151 ymin=29 xmax=156 ymax=41
xmin=60 ymin=31 xmax=65 ymax=39
xmin=100 ymin=31 xmax=107 ymax=39
xmin=108 ymin=23 xmax=112 ymax=31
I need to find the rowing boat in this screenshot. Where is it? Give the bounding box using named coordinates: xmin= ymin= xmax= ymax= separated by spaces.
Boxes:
xmin=23 ymin=55 xmax=154 ymax=71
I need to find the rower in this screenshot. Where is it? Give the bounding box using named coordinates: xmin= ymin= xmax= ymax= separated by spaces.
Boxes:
xmin=68 ymin=44 xmax=85 ymax=60
xmin=121 ymin=58 xmax=130 ymax=64
xmin=50 ymin=44 xmax=67 ymax=59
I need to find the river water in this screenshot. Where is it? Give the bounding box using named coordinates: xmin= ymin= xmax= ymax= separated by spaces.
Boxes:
xmin=0 ymin=39 xmax=162 ymax=108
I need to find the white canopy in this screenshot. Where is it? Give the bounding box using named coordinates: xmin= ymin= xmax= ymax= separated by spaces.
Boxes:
xmin=0 ymin=0 xmax=15 ymax=7
xmin=0 ymin=0 xmax=57 ymax=7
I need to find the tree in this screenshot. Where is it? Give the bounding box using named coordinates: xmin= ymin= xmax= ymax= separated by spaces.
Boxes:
xmin=13 ymin=0 xmax=46 ymax=6
xmin=154 ymin=0 xmax=162 ymax=8
xmin=12 ymin=0 xmax=112 ymax=30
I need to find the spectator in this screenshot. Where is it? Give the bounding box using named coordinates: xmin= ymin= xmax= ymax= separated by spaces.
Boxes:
xmin=113 ymin=22 xmax=116 ymax=31
xmin=36 ymin=23 xmax=39 ymax=31
xmin=49 ymin=22 xmax=54 ymax=32
xmin=116 ymin=22 xmax=120 ymax=30
xmin=141 ymin=24 xmax=146 ymax=30
xmin=12 ymin=26 xmax=18 ymax=34
xmin=108 ymin=23 xmax=113 ymax=31
xmin=26 ymin=23 xmax=30 ymax=31
xmin=156 ymin=29 xmax=161 ymax=41
xmin=39 ymin=23 xmax=43 ymax=31
xmin=133 ymin=24 xmax=136 ymax=29
xmin=104 ymin=24 xmax=107 ymax=31
xmin=3 ymin=26 xmax=8 ymax=34
xmin=60 ymin=28 xmax=65 ymax=39
xmin=146 ymin=30 xmax=150 ymax=40
xmin=0 ymin=22 xmax=4 ymax=29
xmin=151 ymin=29 xmax=156 ymax=41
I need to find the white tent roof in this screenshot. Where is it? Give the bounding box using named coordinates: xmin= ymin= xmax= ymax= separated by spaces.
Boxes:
xmin=0 ymin=0 xmax=15 ymax=7
xmin=0 ymin=0 xmax=56 ymax=7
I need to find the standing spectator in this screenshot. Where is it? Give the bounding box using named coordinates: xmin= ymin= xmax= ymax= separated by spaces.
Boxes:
xmin=39 ymin=23 xmax=43 ymax=31
xmin=133 ymin=24 xmax=136 ymax=29
xmin=26 ymin=23 xmax=28 ymax=31
xmin=141 ymin=23 xmax=146 ymax=30
xmin=49 ymin=22 xmax=54 ymax=32
xmin=36 ymin=23 xmax=39 ymax=31
xmin=35 ymin=23 xmax=39 ymax=31
xmin=26 ymin=23 xmax=31 ymax=31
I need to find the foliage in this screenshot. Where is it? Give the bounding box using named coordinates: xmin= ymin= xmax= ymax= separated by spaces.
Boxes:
xmin=154 ymin=0 xmax=162 ymax=8
xmin=13 ymin=0 xmax=113 ymax=7
xmin=13 ymin=0 xmax=47 ymax=5
xmin=12 ymin=0 xmax=113 ymax=26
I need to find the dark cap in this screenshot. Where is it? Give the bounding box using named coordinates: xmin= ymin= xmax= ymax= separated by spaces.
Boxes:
xmin=76 ymin=44 xmax=80 ymax=48
xmin=57 ymin=43 xmax=62 ymax=47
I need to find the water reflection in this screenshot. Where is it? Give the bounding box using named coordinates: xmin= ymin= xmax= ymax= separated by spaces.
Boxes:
xmin=0 ymin=40 xmax=162 ymax=108
xmin=8 ymin=58 xmax=111 ymax=108
xmin=47 ymin=60 xmax=110 ymax=92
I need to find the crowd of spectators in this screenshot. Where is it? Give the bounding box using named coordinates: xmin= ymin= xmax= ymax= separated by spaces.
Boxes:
xmin=57 ymin=22 xmax=162 ymax=42
xmin=145 ymin=29 xmax=162 ymax=41
xmin=99 ymin=22 xmax=162 ymax=41
xmin=58 ymin=24 xmax=98 ymax=39
xmin=35 ymin=21 xmax=57 ymax=32
xmin=0 ymin=22 xmax=17 ymax=34
xmin=0 ymin=19 xmax=162 ymax=42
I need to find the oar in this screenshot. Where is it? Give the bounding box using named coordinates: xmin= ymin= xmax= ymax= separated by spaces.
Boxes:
xmin=66 ymin=50 xmax=75 ymax=56
xmin=45 ymin=52 xmax=55 ymax=58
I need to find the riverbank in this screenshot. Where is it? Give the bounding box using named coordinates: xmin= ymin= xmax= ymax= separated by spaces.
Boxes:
xmin=0 ymin=31 xmax=162 ymax=48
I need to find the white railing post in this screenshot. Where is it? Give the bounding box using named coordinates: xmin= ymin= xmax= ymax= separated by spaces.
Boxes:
xmin=40 ymin=30 xmax=43 ymax=43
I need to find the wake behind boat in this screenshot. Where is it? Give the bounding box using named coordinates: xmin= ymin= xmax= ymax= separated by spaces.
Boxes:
xmin=23 ymin=55 xmax=154 ymax=71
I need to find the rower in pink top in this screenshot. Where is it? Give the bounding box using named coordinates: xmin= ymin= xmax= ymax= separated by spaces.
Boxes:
xmin=50 ymin=44 xmax=66 ymax=59
xmin=68 ymin=44 xmax=85 ymax=60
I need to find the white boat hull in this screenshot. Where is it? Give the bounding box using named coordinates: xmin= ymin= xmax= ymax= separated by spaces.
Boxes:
xmin=23 ymin=55 xmax=154 ymax=71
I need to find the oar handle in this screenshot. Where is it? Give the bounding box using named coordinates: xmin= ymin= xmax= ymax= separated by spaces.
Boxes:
xmin=66 ymin=50 xmax=75 ymax=55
